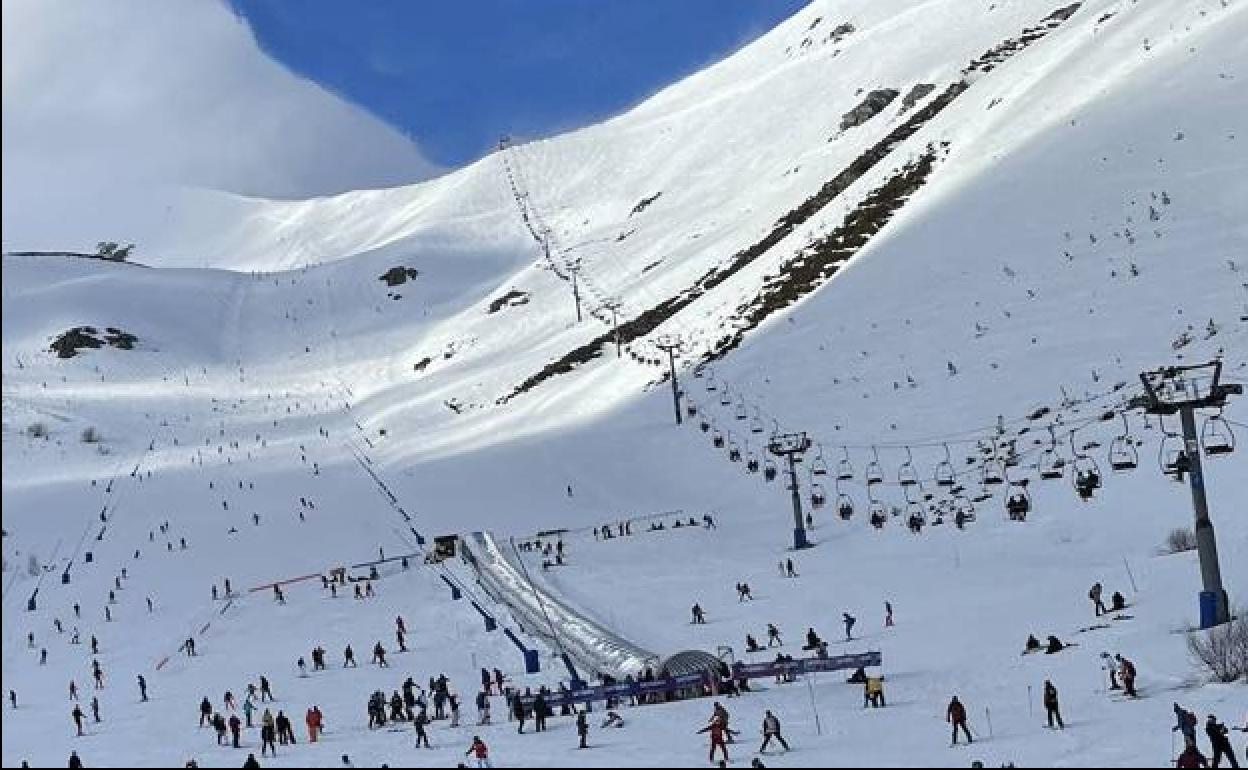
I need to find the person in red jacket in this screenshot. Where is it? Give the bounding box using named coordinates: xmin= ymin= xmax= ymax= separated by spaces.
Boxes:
xmin=1175 ymin=744 xmax=1210 ymax=768
xmin=947 ymin=696 xmax=973 ymax=745
xmin=697 ymin=714 xmax=729 ymax=763
xmin=305 ymin=705 xmax=322 ymax=742
xmin=465 ymin=735 xmax=491 ymax=768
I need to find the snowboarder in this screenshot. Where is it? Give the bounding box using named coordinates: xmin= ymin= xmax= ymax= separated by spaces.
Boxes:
xmin=577 ymin=709 xmax=589 ymax=748
xmin=1043 ymin=681 xmax=1064 ymax=729
xmin=1089 ymin=582 xmax=1107 ymax=616
xmin=947 ymin=695 xmax=973 ymax=745
xmin=759 ymin=710 xmax=790 ymax=753
xmin=1045 ymin=635 xmax=1066 ymax=654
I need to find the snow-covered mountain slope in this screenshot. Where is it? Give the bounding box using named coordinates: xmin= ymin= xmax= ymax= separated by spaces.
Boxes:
xmin=3 ymin=0 xmax=1247 ymax=767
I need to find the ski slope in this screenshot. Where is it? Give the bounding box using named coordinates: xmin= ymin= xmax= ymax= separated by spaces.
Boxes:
xmin=4 ymin=0 xmax=1247 ymax=766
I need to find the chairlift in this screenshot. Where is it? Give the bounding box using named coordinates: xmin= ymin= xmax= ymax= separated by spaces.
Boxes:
xmin=1201 ymin=410 xmax=1236 ymax=457
xmin=1158 ymin=418 xmax=1187 ymax=481
xmin=1070 ymin=431 xmax=1102 ymax=500
xmin=898 ymin=446 xmax=918 ymax=487
xmin=763 ymin=456 xmax=778 ymax=482
xmin=686 ymin=400 xmax=699 ymax=418
xmin=750 ymin=407 xmax=766 ymax=434
xmin=1038 ymin=427 xmax=1066 ymax=480
xmin=746 ymin=447 xmax=760 ymax=474
xmin=713 ymin=431 xmax=726 ymax=449
xmin=866 ymin=446 xmax=884 ymax=485
xmin=810 ymin=443 xmax=828 ymax=476
xmin=705 ymin=370 xmax=718 ymax=392
xmin=980 ymin=450 xmax=1006 ymax=485
xmin=835 ymin=479 xmax=854 ymax=520
xmin=719 ymin=385 xmax=733 ymax=407
xmin=868 ymin=487 xmax=888 ymax=529
xmin=934 ymin=443 xmax=956 ymax=487
xmin=1004 ymin=466 xmax=1032 ymax=521
xmin=1108 ymin=412 xmax=1139 ymax=472
xmin=700 ymin=416 xmax=711 ymax=433
xmin=836 ymin=446 xmax=855 ymax=481
xmin=727 ymin=433 xmax=742 ymax=463
xmin=735 ymin=398 xmax=748 ymax=421
xmin=811 ymin=482 xmax=827 ymax=509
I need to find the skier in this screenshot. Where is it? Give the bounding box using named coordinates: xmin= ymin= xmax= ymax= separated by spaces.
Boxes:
xmin=69 ymin=751 xmax=83 ymax=769
xmin=90 ymin=635 xmax=98 ymax=655
xmin=10 ymin=689 xmax=17 ymax=708
xmin=1045 ymin=635 xmax=1067 ymax=654
xmin=785 ymin=558 xmax=797 ymax=578
xmin=298 ymin=658 xmax=307 ymax=677
xmin=305 ymin=705 xmax=322 ymax=742
xmin=746 ymin=634 xmax=762 ymax=653
xmin=864 ymin=676 xmax=885 ymax=708
xmin=697 ymin=713 xmax=729 ymax=763
xmin=224 ymin=691 xmax=237 ymax=711
xmin=40 ymin=648 xmax=47 ymax=665
xmin=72 ymin=704 xmax=86 ymax=736
xmin=766 ymin=623 xmax=782 ymax=647
xmin=343 ymin=644 xmax=357 ymax=667
xmin=1111 ymin=591 xmax=1127 ymax=612
xmin=396 ymin=615 xmax=406 ymax=635
xmin=803 ymin=627 xmax=822 ymax=651
xmin=90 ymin=696 xmax=100 ymax=723
xmin=480 ymin=668 xmax=492 ymax=695
xmin=213 ymin=712 xmax=228 ymax=745
xmin=92 ymin=660 xmax=104 ymax=689
xmin=260 ymin=709 xmax=277 ymax=757
xmin=1089 ymin=582 xmax=1107 ymax=616
xmin=1043 ymin=681 xmax=1064 ymax=729
xmin=843 ymin=612 xmax=857 ymax=640
xmin=1175 ymin=704 xmax=1199 ymax=749
xmin=200 ymin=697 xmax=213 ymax=727
xmin=450 ymin=693 xmax=461 ymax=727
xmin=885 ymin=601 xmax=894 ymax=627
xmin=465 ymin=736 xmax=491 ymax=768
xmin=691 ymin=604 xmax=707 ymax=624
xmin=1204 ymin=714 xmax=1237 ymax=768
xmin=759 ymin=710 xmax=791 ymax=753
xmin=493 ymin=668 xmax=505 ymax=694
xmin=513 ymin=695 xmax=527 ymax=733
xmin=243 ymin=695 xmax=255 ymax=728
xmin=259 ymin=676 xmax=273 ymax=702
xmin=229 ymin=714 xmax=242 ymax=748
xmin=243 ymin=754 xmax=260 ymax=769
xmin=476 ymin=690 xmax=491 ymax=724
xmin=1116 ymin=654 xmax=1138 ymax=697
xmin=577 ymin=709 xmax=589 ymax=749
xmin=396 ymin=628 xmax=406 ymax=653
xmin=1176 ymin=744 xmax=1211 ymax=769
xmin=372 ymin=642 xmax=389 ymax=667
xmin=947 ymin=695 xmax=973 ymax=745
xmin=275 ymin=710 xmax=295 ymax=745
xmin=414 ymin=707 xmax=432 ymax=748
xmin=533 ymin=692 xmax=548 ymax=732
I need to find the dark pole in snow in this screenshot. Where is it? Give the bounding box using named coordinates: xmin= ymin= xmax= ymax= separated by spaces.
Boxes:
xmin=1136 ymin=361 xmax=1239 ymax=628
xmin=569 ymin=264 xmax=583 ymax=324
xmin=768 ymin=432 xmax=812 ymax=550
xmin=656 ymin=335 xmax=682 ymax=426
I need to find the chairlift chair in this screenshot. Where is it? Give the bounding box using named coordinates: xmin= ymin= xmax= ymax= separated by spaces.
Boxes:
xmin=750 ymin=408 xmax=766 ymax=434
xmin=735 ymin=398 xmax=748 ymax=421
xmin=866 ymin=447 xmax=884 ymax=485
xmin=713 ymin=431 xmax=726 ymax=449
xmin=980 ymin=456 xmax=1006 ymax=486
xmin=935 ymin=443 xmax=956 ymax=487
xmin=811 ymin=482 xmax=827 ymax=509
xmin=1070 ymin=432 xmax=1102 ymax=499
xmin=835 ymin=479 xmax=854 ymax=520
xmin=719 ymin=386 xmax=732 ymax=407
xmin=1201 ymin=411 xmax=1236 ymax=456
xmin=898 ymin=446 xmax=918 ymax=487
xmin=746 ymin=451 xmax=760 ymax=474
xmin=810 ymin=443 xmax=828 ymax=476
xmin=1038 ymin=427 xmax=1065 ymax=480
xmin=686 ymin=400 xmax=699 ymax=418
xmin=1108 ymin=412 xmax=1139 ymax=471
xmin=836 ymin=446 xmax=855 ymax=481
xmin=867 ymin=488 xmax=888 ymax=529
xmin=763 ymin=457 xmax=778 ymax=482
xmin=727 ymin=433 xmax=742 ymax=462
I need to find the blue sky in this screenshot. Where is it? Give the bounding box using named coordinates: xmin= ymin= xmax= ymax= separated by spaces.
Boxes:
xmin=228 ymin=0 xmax=809 ymax=168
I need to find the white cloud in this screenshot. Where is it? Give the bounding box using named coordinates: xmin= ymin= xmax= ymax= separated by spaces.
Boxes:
xmin=1 ymin=0 xmax=439 ymax=252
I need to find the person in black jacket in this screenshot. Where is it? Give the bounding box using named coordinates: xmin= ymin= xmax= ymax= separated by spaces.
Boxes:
xmin=533 ymin=693 xmax=548 ymax=732
xmin=1205 ymin=715 xmax=1238 ymax=768
xmin=1043 ymin=681 xmax=1064 ymax=729
xmin=577 ymin=710 xmax=589 ymax=748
